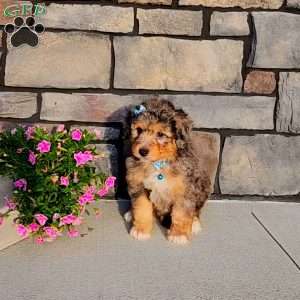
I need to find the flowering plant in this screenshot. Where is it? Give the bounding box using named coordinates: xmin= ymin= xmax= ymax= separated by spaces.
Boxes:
xmin=0 ymin=125 xmax=116 ymax=244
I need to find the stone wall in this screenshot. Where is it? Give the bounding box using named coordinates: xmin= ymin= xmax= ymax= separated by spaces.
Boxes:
xmin=0 ymin=0 xmax=300 ymax=200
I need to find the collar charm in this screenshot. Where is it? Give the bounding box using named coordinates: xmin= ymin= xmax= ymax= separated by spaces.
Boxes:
xmin=153 ymin=160 xmax=168 ymax=181
xmin=157 ymin=174 xmax=164 ymax=181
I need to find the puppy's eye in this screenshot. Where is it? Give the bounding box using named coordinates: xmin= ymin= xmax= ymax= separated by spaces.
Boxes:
xmin=136 ymin=127 xmax=143 ymax=135
xmin=157 ymin=132 xmax=165 ymax=138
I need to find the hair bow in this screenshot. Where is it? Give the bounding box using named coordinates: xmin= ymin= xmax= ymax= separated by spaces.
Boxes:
xmin=133 ymin=105 xmax=146 ymax=116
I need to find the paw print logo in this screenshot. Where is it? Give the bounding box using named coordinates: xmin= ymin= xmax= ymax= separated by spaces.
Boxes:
xmin=4 ymin=16 xmax=45 ymax=47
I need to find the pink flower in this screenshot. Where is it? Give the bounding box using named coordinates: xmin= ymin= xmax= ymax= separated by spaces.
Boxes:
xmin=59 ymin=214 xmax=77 ymax=225
xmin=74 ymin=151 xmax=93 ymax=167
xmin=35 ymin=236 xmax=45 ymax=245
xmin=67 ymin=229 xmax=79 ymax=238
xmin=28 ymin=223 xmax=40 ymax=233
xmin=28 ymin=150 xmax=37 ymax=165
xmin=44 ymin=226 xmax=59 ymax=239
xmin=16 ymin=148 xmax=23 ymax=154
xmin=78 ymin=192 xmax=94 ymax=206
xmin=0 ymin=217 xmax=4 ymax=226
xmin=97 ymin=187 xmax=108 ymax=197
xmin=4 ymin=197 xmax=17 ymax=210
xmin=105 ymin=176 xmax=117 ymax=189
xmin=34 ymin=213 xmax=48 ymax=226
xmin=25 ymin=126 xmax=35 ymax=140
xmin=56 ymin=124 xmax=65 ymax=132
xmin=37 ymin=140 xmax=51 ymax=153
xmin=14 ymin=179 xmax=27 ymax=191
xmin=71 ymin=129 xmax=82 ymax=141
xmin=60 ymin=176 xmax=69 ymax=187
xmin=16 ymin=224 xmax=28 ymax=237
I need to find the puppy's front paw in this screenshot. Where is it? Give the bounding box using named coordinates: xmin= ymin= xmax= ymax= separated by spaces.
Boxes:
xmin=167 ymin=233 xmax=189 ymax=245
xmin=192 ymin=217 xmax=202 ymax=235
xmin=130 ymin=226 xmax=151 ymax=241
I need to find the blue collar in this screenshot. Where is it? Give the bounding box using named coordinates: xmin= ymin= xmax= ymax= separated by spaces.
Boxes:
xmin=153 ymin=160 xmax=168 ymax=170
xmin=153 ymin=160 xmax=169 ymax=181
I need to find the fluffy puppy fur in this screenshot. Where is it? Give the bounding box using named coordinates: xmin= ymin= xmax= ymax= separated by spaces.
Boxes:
xmin=126 ymin=99 xmax=211 ymax=245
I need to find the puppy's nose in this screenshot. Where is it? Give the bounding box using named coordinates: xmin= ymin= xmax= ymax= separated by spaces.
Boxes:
xmin=139 ymin=148 xmax=149 ymax=157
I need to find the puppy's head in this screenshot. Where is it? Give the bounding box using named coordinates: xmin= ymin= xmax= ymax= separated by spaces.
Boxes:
xmin=130 ymin=99 xmax=192 ymax=162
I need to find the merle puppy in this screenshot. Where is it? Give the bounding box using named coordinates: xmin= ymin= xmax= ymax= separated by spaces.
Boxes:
xmin=126 ymin=98 xmax=211 ymax=245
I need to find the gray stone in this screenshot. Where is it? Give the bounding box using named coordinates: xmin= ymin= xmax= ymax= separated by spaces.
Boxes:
xmin=41 ymin=93 xmax=275 ymax=129
xmin=220 ymin=135 xmax=300 ymax=195
xmin=94 ymin=144 xmax=118 ymax=197
xmin=170 ymin=95 xmax=275 ymax=130
xmin=0 ymin=121 xmax=60 ymax=133
xmin=114 ymin=37 xmax=243 ymax=92
xmin=38 ymin=4 xmax=134 ymax=33
xmin=0 ymin=92 xmax=37 ymax=118
xmin=119 ymin=0 xmax=172 ymax=5
xmin=276 ymin=72 xmax=300 ymax=133
xmin=137 ymin=9 xmax=202 ymax=36
xmin=210 ymin=12 xmax=249 ymax=36
xmin=5 ymin=32 xmax=111 ymax=89
xmin=287 ymin=0 xmax=300 ymax=8
xmin=0 ymin=177 xmax=12 ymax=208
xmin=70 ymin=126 xmax=120 ymax=141
xmin=249 ymin=12 xmax=300 ymax=68
xmin=179 ymin=0 xmax=283 ymax=8
xmin=94 ymin=144 xmax=118 ymax=178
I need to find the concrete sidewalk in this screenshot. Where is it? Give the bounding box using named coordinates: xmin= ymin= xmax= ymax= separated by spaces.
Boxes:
xmin=0 ymin=200 xmax=299 ymax=300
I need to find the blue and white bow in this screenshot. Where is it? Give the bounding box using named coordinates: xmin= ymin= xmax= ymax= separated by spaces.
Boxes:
xmin=133 ymin=105 xmax=146 ymax=116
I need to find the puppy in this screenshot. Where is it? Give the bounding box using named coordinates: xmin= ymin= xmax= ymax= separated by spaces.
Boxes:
xmin=126 ymin=99 xmax=211 ymax=245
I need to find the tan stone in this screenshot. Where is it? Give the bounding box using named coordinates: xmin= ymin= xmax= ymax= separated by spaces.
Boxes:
xmin=210 ymin=12 xmax=249 ymax=36
xmin=244 ymin=71 xmax=276 ymax=94
xmin=179 ymin=0 xmax=283 ymax=8
xmin=191 ymin=132 xmax=220 ymax=191
xmin=38 ymin=4 xmax=134 ymax=33
xmin=0 ymin=92 xmax=37 ymax=118
xmin=5 ymin=32 xmax=111 ymax=89
xmin=114 ymin=37 xmax=243 ymax=92
xmin=118 ymin=0 xmax=172 ymax=5
xmin=220 ymin=135 xmax=300 ymax=195
xmin=0 ymin=177 xmax=24 ymax=251
xmin=137 ymin=9 xmax=202 ymax=36
xmin=40 ymin=93 xmax=139 ymax=123
xmin=0 ymin=209 xmax=25 ymax=251
xmin=287 ymin=0 xmax=300 ymax=8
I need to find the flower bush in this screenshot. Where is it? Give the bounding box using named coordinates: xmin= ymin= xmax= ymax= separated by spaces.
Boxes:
xmin=0 ymin=125 xmax=116 ymax=244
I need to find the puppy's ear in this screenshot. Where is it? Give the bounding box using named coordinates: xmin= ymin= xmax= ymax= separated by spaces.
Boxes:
xmin=174 ymin=109 xmax=193 ymax=149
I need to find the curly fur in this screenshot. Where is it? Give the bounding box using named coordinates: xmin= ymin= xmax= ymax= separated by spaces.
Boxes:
xmin=126 ymin=98 xmax=211 ymax=244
